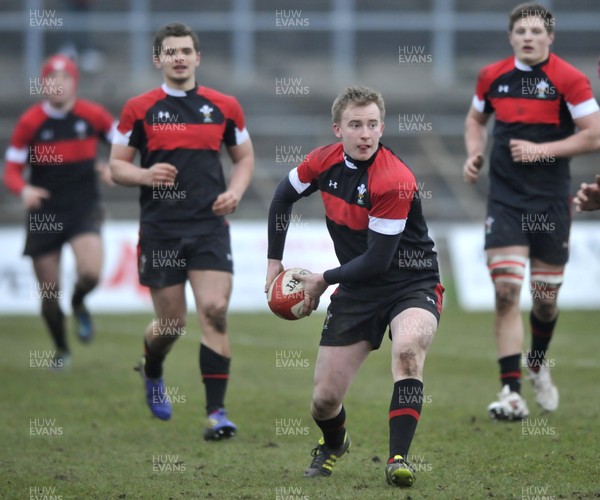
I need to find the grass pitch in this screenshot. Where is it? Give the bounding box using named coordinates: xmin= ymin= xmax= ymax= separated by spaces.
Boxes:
xmin=1 ymin=300 xmax=599 ymax=499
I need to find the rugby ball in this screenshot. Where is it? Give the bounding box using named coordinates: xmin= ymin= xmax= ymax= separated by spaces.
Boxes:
xmin=267 ymin=268 xmax=311 ymax=320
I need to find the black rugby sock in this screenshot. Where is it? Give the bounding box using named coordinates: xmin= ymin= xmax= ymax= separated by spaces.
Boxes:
xmin=389 ymin=379 xmax=422 ymax=460
xmin=499 ymin=354 xmax=521 ymax=393
xmin=42 ymin=300 xmax=68 ymax=353
xmin=313 ymin=405 xmax=346 ymax=450
xmin=71 ymin=275 xmax=98 ymax=310
xmin=144 ymin=339 xmax=167 ymax=379
xmin=200 ymin=344 xmax=230 ymax=414
xmin=528 ymin=311 xmax=558 ymax=372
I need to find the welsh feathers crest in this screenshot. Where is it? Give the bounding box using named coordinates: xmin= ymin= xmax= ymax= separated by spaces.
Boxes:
xmin=199 ymin=105 xmax=214 ymax=122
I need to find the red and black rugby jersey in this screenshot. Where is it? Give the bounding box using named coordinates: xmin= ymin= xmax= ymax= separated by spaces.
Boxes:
xmin=4 ymin=99 xmax=115 ymax=211
xmin=291 ymin=143 xmax=439 ymax=288
xmin=113 ymin=83 xmax=250 ymax=238
xmin=473 ymin=53 xmax=599 ymax=209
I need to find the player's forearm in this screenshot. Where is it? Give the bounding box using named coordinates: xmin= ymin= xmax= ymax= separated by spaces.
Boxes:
xmin=267 ymin=177 xmax=302 ymax=260
xmin=465 ymin=117 xmax=487 ymax=158
xmin=267 ymin=198 xmax=294 ymax=260
xmin=109 ymin=159 xmax=148 ymax=187
xmin=324 ymin=230 xmax=401 ymax=285
xmin=540 ymin=128 xmax=600 ymax=159
xmin=228 ymin=156 xmax=254 ymax=200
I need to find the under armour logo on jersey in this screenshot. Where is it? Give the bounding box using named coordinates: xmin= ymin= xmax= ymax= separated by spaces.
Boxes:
xmin=426 ymin=297 xmax=436 ymax=305
xmin=329 ymin=180 xmax=338 ymax=189
xmin=356 ymin=184 xmax=367 ymax=205
xmin=199 ymin=105 xmax=214 ymax=123
xmin=498 ymin=85 xmax=509 ymax=93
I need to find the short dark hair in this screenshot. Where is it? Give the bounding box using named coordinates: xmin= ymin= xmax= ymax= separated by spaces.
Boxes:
xmin=509 ymin=3 xmax=554 ymax=33
xmin=153 ymin=23 xmax=200 ymax=56
xmin=331 ymin=86 xmax=385 ymax=124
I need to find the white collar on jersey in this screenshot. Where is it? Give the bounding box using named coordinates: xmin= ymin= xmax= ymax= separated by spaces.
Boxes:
xmin=344 ymin=154 xmax=358 ymax=169
xmin=161 ymin=82 xmax=196 ymax=97
xmin=343 ymin=145 xmax=380 ymax=170
xmin=514 ymin=57 xmax=533 ymax=72
xmin=42 ymin=100 xmax=70 ymax=119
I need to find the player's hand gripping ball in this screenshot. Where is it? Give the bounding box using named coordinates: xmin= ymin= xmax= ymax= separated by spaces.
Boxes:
xmin=267 ymin=268 xmax=311 ymax=320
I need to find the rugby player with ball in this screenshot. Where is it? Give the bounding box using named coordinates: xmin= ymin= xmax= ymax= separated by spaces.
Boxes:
xmin=265 ymin=86 xmax=443 ymax=487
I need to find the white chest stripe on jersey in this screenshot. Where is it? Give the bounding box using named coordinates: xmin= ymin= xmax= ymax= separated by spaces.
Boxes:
xmin=368 ymin=215 xmax=406 ymax=235
xmin=288 ymin=167 xmax=312 ymax=194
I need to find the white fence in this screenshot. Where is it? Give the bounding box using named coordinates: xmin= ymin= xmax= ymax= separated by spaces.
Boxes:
xmin=0 ymin=220 xmax=599 ymax=314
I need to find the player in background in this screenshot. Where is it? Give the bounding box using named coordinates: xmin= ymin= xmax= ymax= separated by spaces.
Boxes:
xmin=3 ymin=54 xmax=115 ymax=368
xmin=265 ymin=86 xmax=443 ymax=487
xmin=574 ymin=62 xmax=600 ymax=213
xmin=110 ymin=23 xmax=254 ymax=438
xmin=463 ymin=3 xmax=600 ymax=420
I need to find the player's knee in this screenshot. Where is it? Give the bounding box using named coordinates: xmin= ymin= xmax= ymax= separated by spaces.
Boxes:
xmin=311 ymin=389 xmax=342 ymax=417
xmin=530 ymin=271 xmax=562 ymax=321
xmin=488 ymin=255 xmax=526 ymax=314
xmin=531 ymin=280 xmax=560 ymax=322
xmin=77 ymin=272 xmax=99 ymax=293
xmin=394 ymin=346 xmax=420 ymax=378
xmin=494 ymin=283 xmax=521 ymax=314
xmin=532 ymin=301 xmax=558 ymax=322
xmin=202 ymin=301 xmax=228 ymax=334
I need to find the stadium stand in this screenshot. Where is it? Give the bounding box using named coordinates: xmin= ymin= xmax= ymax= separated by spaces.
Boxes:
xmin=2 ymin=0 xmax=599 ymax=224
